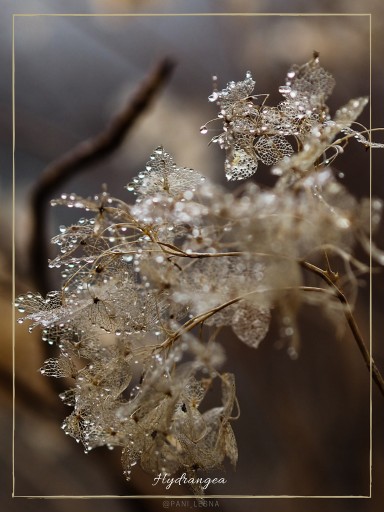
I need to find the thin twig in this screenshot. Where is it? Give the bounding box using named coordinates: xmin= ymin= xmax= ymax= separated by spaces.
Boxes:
xmin=29 ymin=57 xmax=176 ymax=293
xmin=154 ymin=247 xmax=384 ymax=397
xmin=156 ymin=285 xmax=335 ymax=352
xmin=300 ymin=259 xmax=384 ymax=397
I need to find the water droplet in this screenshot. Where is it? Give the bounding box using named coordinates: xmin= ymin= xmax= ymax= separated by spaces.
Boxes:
xmin=283 ymin=326 xmax=294 ymax=337
xmin=279 ymin=86 xmax=291 ymax=95
xmin=183 ymin=190 xmax=194 ymax=200
xmin=336 ymin=217 xmax=350 ymax=229
xmin=208 ymin=92 xmax=219 ymax=102
xmin=287 ymin=347 xmax=298 ymax=360
xmin=200 ymin=125 xmax=208 ymax=134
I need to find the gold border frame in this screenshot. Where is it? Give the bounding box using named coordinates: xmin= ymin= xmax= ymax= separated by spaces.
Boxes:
xmin=11 ymin=11 xmax=373 ymax=501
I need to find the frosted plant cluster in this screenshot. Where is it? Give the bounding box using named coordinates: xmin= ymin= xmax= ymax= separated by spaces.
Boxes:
xmin=16 ymin=54 xmax=384 ymax=493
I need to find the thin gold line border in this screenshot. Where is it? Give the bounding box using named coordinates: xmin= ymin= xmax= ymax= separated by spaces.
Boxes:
xmin=12 ymin=10 xmax=373 ymax=500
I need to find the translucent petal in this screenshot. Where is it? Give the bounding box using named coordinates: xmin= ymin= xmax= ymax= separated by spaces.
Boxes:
xmin=232 ymin=303 xmax=271 ymax=349
xmin=255 ymin=135 xmax=293 ymax=166
xmin=127 ymin=146 xmax=205 ymax=198
xmin=225 ymin=147 xmax=258 ymax=181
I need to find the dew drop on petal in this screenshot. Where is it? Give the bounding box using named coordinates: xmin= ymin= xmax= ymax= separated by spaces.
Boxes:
xmin=208 ymin=92 xmax=219 ymax=102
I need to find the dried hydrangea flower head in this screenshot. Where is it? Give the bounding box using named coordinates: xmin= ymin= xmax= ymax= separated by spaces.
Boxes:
xmin=202 ymin=52 xmax=382 ymax=182
xmin=15 ymin=54 xmax=384 ymax=494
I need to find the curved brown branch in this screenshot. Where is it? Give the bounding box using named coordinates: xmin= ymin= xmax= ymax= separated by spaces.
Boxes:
xmin=148 ymin=240 xmax=384 ymax=398
xmin=29 ymin=57 xmax=176 ymax=293
xmin=300 ymin=259 xmax=384 ymax=398
xmin=156 ymin=285 xmax=335 ymax=352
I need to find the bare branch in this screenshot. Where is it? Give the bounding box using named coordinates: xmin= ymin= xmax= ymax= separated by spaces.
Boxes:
xmin=29 ymin=57 xmax=176 ymax=293
xmin=301 ymin=259 xmax=384 ymax=397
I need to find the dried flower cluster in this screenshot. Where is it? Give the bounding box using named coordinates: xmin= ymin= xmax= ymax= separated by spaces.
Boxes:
xmin=16 ymin=54 xmax=384 ymax=494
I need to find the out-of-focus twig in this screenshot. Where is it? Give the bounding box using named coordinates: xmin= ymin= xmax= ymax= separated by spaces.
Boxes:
xmin=29 ymin=57 xmax=176 ymax=293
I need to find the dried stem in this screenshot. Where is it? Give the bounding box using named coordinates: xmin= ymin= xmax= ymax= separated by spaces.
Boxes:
xmin=153 ymin=240 xmax=384 ymax=398
xmin=156 ymin=285 xmax=335 ymax=352
xmin=301 ymin=259 xmax=384 ymax=397
xmin=29 ymin=57 xmax=176 ymax=293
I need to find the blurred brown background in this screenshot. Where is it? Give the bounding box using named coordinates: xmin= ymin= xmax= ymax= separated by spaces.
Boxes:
xmin=1 ymin=1 xmax=384 ymax=511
